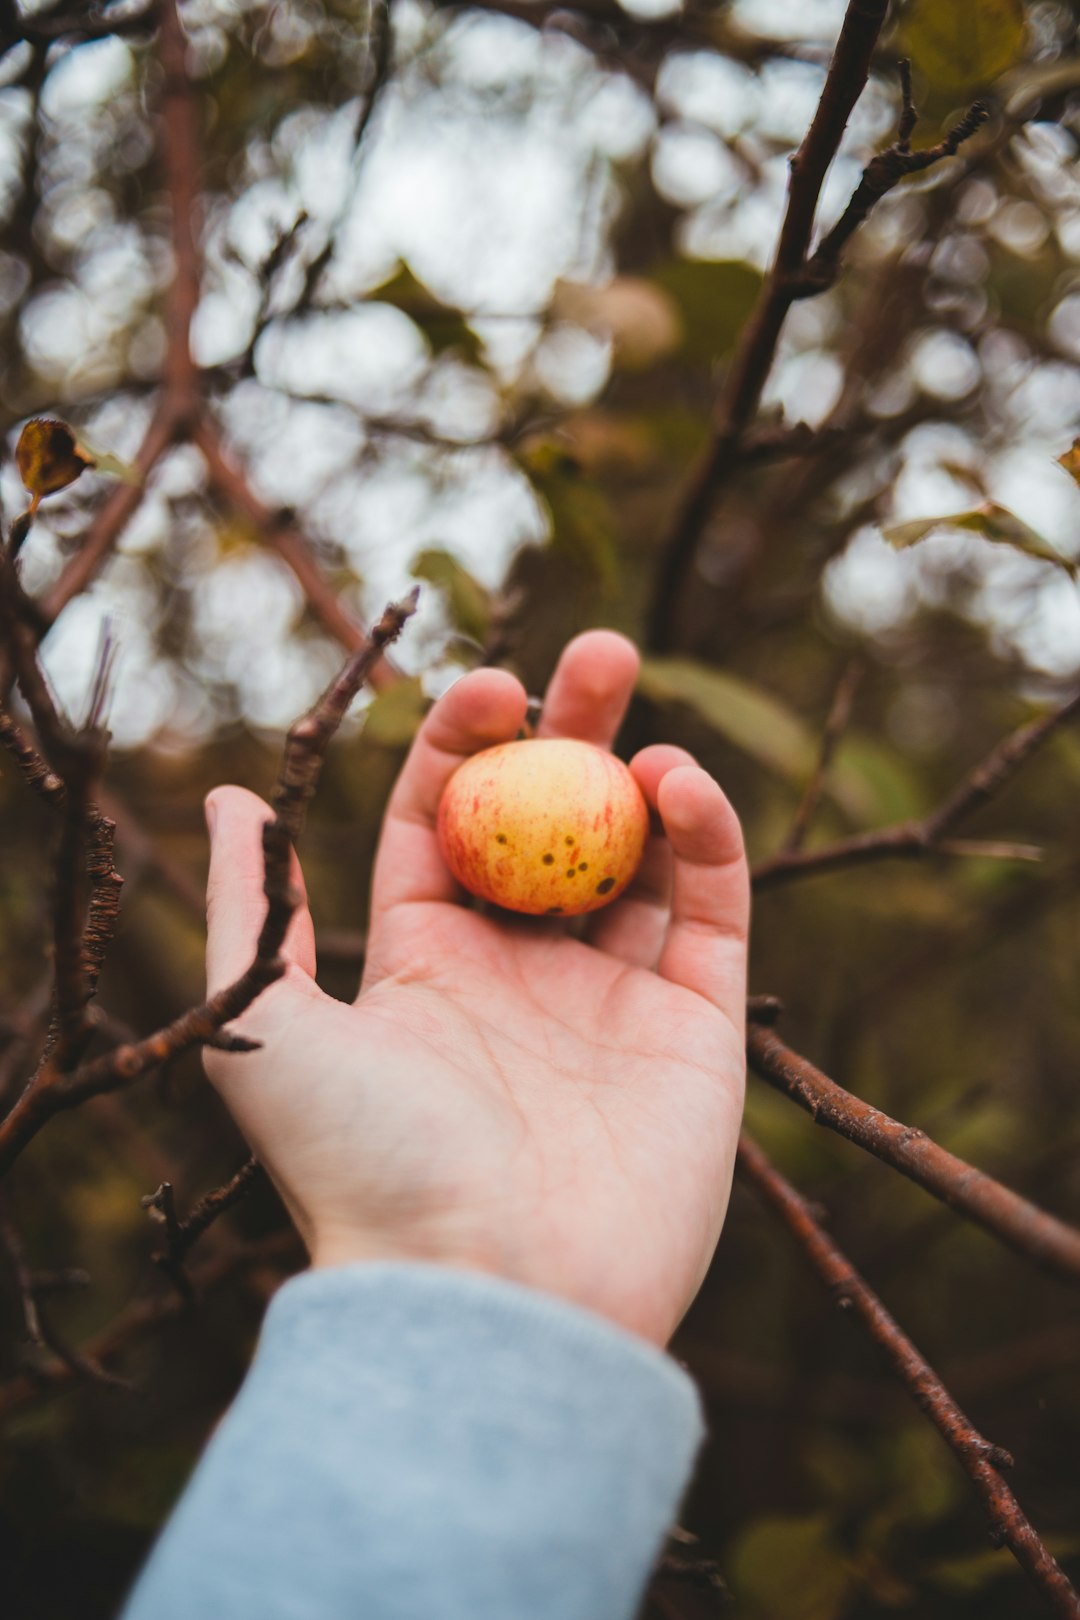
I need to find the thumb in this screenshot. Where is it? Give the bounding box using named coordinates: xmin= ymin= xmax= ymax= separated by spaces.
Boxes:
xmin=205 ymin=785 xmax=318 ymax=995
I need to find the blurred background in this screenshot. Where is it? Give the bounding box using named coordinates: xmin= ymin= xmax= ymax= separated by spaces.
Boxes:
xmin=1 ymin=0 xmax=1080 ymax=1614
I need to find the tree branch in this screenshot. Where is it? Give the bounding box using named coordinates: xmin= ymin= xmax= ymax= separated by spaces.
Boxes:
xmin=50 ymin=732 xmax=102 ymax=1066
xmin=736 ymin=1133 xmax=1080 ymax=1620
xmin=0 ymin=544 xmax=123 ymax=1072
xmin=16 ymin=0 xmax=405 ymax=727
xmin=40 ymin=389 xmax=180 ymax=631
xmin=648 ymin=0 xmax=891 ymax=650
xmin=192 ymin=415 xmax=399 ymax=688
xmin=0 ymin=591 xmax=417 ymax=1175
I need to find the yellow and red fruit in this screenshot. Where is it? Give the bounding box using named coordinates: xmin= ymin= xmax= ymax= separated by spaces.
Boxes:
xmin=437 ymin=737 xmax=649 ymax=917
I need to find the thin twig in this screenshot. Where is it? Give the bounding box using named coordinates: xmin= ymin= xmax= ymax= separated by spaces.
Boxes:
xmin=782 ymin=657 xmax=863 ymax=853
xmin=168 ymin=1157 xmax=264 ymax=1258
xmin=141 ymin=1180 xmax=193 ymax=1300
xmin=0 ymin=1193 xmax=125 ymax=1390
xmin=158 ymin=0 xmax=200 ymax=416
xmin=283 ymin=0 xmax=393 ymax=325
xmin=746 ymin=1022 xmax=1080 ymax=1284
xmin=233 ymin=211 xmax=310 ymax=378
xmin=799 ymin=68 xmax=989 ymax=293
xmin=737 ymin=1134 xmax=1080 ymax=1619
xmin=0 ymin=706 xmax=65 ymax=805
xmin=934 ymin=838 xmax=1043 ymax=862
xmin=0 ymin=1193 xmax=46 ymax=1349
xmin=0 ymin=1232 xmax=299 ymax=1422
xmin=13 ymin=0 xmax=158 ymax=44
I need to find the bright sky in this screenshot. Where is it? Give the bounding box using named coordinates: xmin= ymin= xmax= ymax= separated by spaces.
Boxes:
xmin=3 ymin=0 xmax=1079 ymax=747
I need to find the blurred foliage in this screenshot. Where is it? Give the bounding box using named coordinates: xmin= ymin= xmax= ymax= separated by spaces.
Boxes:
xmin=901 ymin=0 xmax=1027 ymax=93
xmin=2 ymin=0 xmax=1080 ymax=1617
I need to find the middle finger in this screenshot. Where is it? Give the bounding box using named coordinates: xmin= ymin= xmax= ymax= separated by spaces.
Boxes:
xmin=535 ymin=629 xmax=640 ymax=749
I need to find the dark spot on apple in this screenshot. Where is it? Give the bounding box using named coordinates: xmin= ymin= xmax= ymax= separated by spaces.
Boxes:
xmin=566 ymin=868 xmax=576 ymax=879
xmin=495 ymin=833 xmax=507 ymax=844
xmin=542 ymin=853 xmax=554 ymax=864
xmin=578 ymin=862 xmax=588 ymax=871
xmin=565 ymin=835 xmax=574 ymax=845
xmin=546 ymin=905 xmax=563 ymax=914
xmin=596 ymin=877 xmax=616 ymax=894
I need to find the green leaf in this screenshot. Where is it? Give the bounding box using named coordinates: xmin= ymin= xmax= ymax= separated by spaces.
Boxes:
xmin=361 ymin=676 xmax=427 ymax=747
xmin=831 ymin=735 xmax=927 ymax=825
xmin=882 ymin=502 xmax=1077 ymax=578
xmin=924 ymin=1546 xmax=1021 ymax=1594
xmin=651 ymin=258 xmax=764 ymax=365
xmin=368 ymin=262 xmax=482 ymax=363
xmin=926 ymin=1536 xmax=1080 ymax=1594
xmin=638 ymin=658 xmax=817 ymax=781
xmin=902 ymin=0 xmax=1026 ymax=93
xmin=729 ymin=1514 xmax=857 ymax=1620
xmin=411 ymin=548 xmax=490 ymax=644
xmin=83 ymin=446 xmax=143 ymax=485
xmin=936 ymin=1098 xmax=1022 ymax=1165
xmin=526 ymin=454 xmax=620 ymax=593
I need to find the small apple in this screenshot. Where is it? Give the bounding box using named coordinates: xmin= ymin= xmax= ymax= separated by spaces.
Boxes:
xmin=437 ymin=737 xmax=649 ymax=917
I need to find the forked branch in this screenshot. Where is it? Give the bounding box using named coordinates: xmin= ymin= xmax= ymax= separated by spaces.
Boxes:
xmin=753 ymin=688 xmax=1080 ymax=890
xmin=143 ymin=1157 xmax=266 ymax=1296
xmin=797 ymin=63 xmax=989 ymax=294
xmin=648 ymin=16 xmax=986 ymax=649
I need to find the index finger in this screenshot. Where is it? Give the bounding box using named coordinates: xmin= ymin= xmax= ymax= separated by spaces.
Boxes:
xmin=368 ymin=668 xmax=527 ymax=928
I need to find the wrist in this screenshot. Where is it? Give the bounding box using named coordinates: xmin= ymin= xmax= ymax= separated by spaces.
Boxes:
xmin=307 ymin=1227 xmax=678 ymax=1346
xmin=310 ymin=1225 xmax=513 ymax=1283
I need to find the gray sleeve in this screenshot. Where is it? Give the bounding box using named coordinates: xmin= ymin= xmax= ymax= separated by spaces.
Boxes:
xmin=121 ymin=1262 xmax=703 ymax=1620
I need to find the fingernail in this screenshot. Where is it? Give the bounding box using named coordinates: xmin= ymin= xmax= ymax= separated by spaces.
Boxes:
xmin=204 ymin=795 xmax=218 ymax=837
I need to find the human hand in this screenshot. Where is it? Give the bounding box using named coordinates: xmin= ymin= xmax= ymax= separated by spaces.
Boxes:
xmin=203 ymin=632 xmax=749 ymax=1345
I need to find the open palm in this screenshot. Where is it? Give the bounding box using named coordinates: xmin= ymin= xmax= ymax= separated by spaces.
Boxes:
xmin=204 ymin=633 xmax=748 ymax=1345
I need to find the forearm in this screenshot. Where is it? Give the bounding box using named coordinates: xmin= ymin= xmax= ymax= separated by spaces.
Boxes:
xmin=122 ymin=1263 xmax=704 ymax=1620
